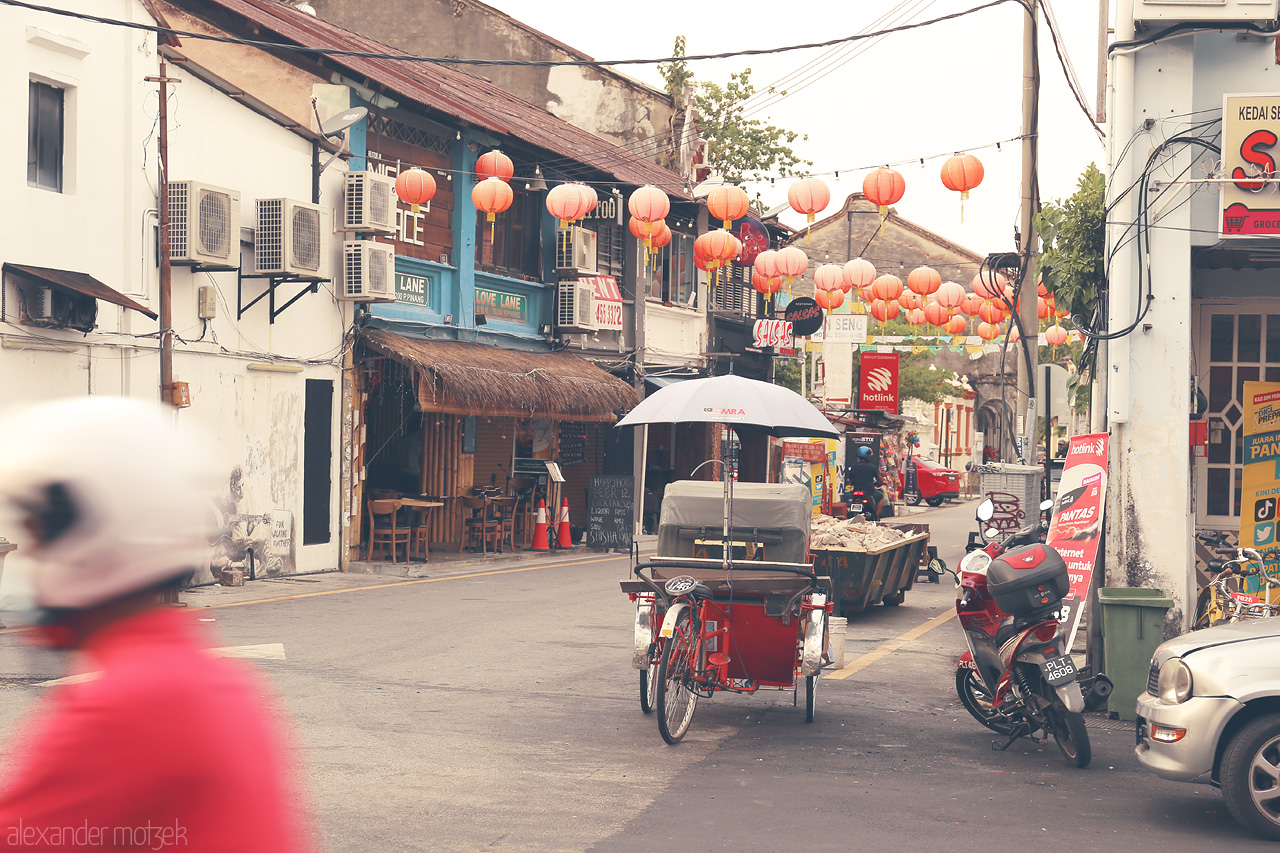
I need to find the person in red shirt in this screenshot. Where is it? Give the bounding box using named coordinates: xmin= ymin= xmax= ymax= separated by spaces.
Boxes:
xmin=0 ymin=397 xmax=313 ymax=852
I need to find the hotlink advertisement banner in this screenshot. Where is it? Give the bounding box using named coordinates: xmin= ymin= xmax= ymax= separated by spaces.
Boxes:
xmin=1240 ymin=382 xmax=1280 ymax=599
xmin=1045 ymin=433 xmax=1109 ymax=652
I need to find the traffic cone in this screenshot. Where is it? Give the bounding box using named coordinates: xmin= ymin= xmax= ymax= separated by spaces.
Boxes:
xmin=531 ymin=499 xmax=550 ymax=551
xmin=557 ymin=497 xmax=572 ymax=548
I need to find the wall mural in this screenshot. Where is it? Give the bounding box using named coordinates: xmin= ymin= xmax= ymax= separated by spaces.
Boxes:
xmin=199 ymin=465 xmax=296 ymax=583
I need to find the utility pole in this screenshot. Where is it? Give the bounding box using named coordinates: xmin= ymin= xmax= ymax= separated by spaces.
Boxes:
xmin=1018 ymin=0 xmax=1040 ymax=466
xmin=147 ymin=61 xmax=180 ymax=408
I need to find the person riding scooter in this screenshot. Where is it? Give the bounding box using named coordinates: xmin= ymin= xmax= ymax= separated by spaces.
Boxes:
xmin=844 ymin=445 xmax=889 ymax=520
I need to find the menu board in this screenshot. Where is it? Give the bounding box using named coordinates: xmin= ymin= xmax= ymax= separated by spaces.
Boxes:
xmin=560 ymin=423 xmax=587 ymax=467
xmin=587 ymin=475 xmax=633 ymax=550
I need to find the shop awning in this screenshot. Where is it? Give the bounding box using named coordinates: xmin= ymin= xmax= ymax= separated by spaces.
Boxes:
xmin=3 ymin=263 xmax=158 ymax=320
xmin=644 ymin=373 xmax=697 ymax=390
xmin=360 ymin=327 xmax=640 ymax=422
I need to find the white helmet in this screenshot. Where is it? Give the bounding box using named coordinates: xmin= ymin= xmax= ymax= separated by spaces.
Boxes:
xmin=0 ymin=396 xmax=218 ymax=610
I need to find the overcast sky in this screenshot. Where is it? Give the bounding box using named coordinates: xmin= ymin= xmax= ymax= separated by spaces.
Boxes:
xmin=481 ymin=0 xmax=1108 ymax=270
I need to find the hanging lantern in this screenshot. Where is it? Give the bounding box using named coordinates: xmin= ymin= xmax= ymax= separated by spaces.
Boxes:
xmin=870 ymin=274 xmax=903 ymax=303
xmin=787 ymin=177 xmax=831 ymax=225
xmin=1067 ymin=329 xmax=1082 ymax=343
xmin=815 ymin=288 xmax=845 ymax=311
xmin=706 ymin=184 xmax=750 ymax=230
xmin=906 ymin=308 xmax=925 ymax=327
xmin=395 ymin=167 xmax=437 ymax=214
xmin=976 ymin=301 xmax=1002 ymax=325
xmin=476 ymin=149 xmax=514 ymax=182
xmin=923 ymin=300 xmax=949 ymax=327
xmin=754 ymin=249 xmax=780 ymax=281
xmin=946 ymin=314 xmax=968 ymax=336
xmin=752 ymin=270 xmax=783 ymax=300
xmin=960 ymin=293 xmax=985 ymax=317
xmin=814 ymin=264 xmax=844 ymax=295
xmin=627 ymin=185 xmax=670 ymax=236
xmin=577 ymin=184 xmax=599 ymax=217
xmin=935 ymin=281 xmax=966 ymax=310
xmin=971 ymin=271 xmax=1007 ymax=300
xmin=472 ymin=176 xmax=513 ymax=224
xmin=1037 ymin=274 xmax=1049 ymax=298
xmin=907 ymin=266 xmax=942 ymax=297
xmin=898 ymin=291 xmax=920 ymax=312
xmin=1045 ymin=324 xmax=1069 ymax=347
xmin=547 ymin=183 xmax=591 ymax=228
xmin=1038 ymin=296 xmax=1051 ymax=322
xmin=628 ymin=215 xmax=662 ymax=248
xmin=863 ymin=167 xmax=906 ymax=234
xmin=870 ymin=299 xmax=900 ymax=323
xmin=940 ymin=154 xmax=984 ymax=221
xmin=776 ymin=246 xmax=808 ymax=293
xmin=842 ymin=258 xmax=876 ymax=294
xmin=977 ymin=322 xmax=1001 ymax=342
xmin=648 ymin=220 xmax=672 ymax=250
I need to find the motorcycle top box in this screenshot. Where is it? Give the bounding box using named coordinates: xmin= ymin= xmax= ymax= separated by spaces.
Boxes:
xmin=985 ymin=543 xmax=1070 ymax=618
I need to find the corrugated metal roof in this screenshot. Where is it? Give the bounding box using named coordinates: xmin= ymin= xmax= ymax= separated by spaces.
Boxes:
xmin=186 ymin=0 xmax=689 ymax=197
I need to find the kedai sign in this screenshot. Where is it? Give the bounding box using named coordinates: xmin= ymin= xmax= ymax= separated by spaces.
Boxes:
xmin=858 ymin=352 xmax=899 ymax=413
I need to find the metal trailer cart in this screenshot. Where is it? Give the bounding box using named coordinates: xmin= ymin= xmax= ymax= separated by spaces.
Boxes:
xmin=809 ymin=522 xmax=931 ymax=617
xmin=621 ymin=481 xmax=831 ymax=744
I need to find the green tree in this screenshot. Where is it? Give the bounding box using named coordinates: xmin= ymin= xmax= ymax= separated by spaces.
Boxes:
xmin=658 ymin=38 xmax=810 ymax=186
xmin=1034 ymin=164 xmax=1105 ymax=323
xmin=772 ymin=355 xmax=803 ymax=395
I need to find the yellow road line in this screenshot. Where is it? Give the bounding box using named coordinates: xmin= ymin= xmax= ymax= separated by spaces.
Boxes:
xmin=824 ymin=608 xmax=958 ymax=681
xmin=0 ymin=555 xmax=621 ymax=633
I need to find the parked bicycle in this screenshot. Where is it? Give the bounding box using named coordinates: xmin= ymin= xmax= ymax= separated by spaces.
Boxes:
xmin=1193 ymin=547 xmax=1279 ymax=629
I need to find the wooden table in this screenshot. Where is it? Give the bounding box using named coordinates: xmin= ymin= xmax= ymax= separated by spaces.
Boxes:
xmin=399 ymin=497 xmax=443 ymax=561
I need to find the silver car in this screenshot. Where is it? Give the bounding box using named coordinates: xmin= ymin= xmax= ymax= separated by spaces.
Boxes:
xmin=1135 ymin=617 xmax=1280 ymax=840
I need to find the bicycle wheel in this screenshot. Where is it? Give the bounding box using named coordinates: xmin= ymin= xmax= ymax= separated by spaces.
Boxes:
xmin=805 ymin=675 xmax=817 ymax=723
xmin=656 ymin=610 xmax=699 ymax=744
xmin=639 ymin=639 xmax=661 ymax=714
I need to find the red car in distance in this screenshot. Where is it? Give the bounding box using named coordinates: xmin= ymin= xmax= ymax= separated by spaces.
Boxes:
xmin=901 ymin=456 xmax=961 ymax=507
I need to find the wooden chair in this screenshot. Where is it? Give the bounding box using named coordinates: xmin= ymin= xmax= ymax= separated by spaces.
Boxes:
xmin=489 ymin=496 xmax=519 ymax=553
xmin=460 ymin=495 xmax=500 ymax=554
xmin=367 ymin=499 xmax=410 ymax=563
xmin=508 ymin=477 xmax=537 ymax=547
xmin=408 ymin=506 xmax=433 ymax=562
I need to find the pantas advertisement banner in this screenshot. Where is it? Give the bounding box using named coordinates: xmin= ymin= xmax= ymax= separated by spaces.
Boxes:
xmin=1240 ymin=381 xmax=1280 ymax=599
xmin=858 ymin=352 xmax=899 ymax=413
xmin=1221 ymin=93 xmax=1280 ymax=238
xmin=1045 ymin=433 xmax=1109 ymax=652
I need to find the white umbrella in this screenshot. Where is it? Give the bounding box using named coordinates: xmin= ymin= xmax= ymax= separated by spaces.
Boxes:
xmin=616 ymin=374 xmax=837 ymax=438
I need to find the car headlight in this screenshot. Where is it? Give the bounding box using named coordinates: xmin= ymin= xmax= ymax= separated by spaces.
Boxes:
xmin=1157 ymin=658 xmax=1193 ymax=704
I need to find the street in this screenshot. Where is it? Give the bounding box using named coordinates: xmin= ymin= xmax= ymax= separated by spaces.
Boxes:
xmin=0 ymin=500 xmax=1270 ymax=851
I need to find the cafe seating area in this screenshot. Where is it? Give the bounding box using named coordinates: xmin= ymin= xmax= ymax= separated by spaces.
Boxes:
xmin=363 ymin=479 xmax=539 ymax=562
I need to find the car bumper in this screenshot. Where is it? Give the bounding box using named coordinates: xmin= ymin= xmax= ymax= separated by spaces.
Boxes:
xmin=1134 ymin=690 xmax=1243 ymax=784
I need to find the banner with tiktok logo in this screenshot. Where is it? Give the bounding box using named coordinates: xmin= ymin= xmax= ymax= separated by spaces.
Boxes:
xmin=1240 ymin=382 xmax=1280 ymax=597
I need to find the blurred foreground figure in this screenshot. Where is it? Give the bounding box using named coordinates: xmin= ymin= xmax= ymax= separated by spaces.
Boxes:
xmin=0 ymin=397 xmax=312 ymax=852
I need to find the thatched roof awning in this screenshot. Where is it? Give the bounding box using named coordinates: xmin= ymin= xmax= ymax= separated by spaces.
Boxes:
xmin=361 ymin=328 xmax=640 ymax=422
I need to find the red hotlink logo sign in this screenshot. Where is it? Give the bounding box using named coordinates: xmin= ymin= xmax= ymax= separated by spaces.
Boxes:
xmin=859 ymin=352 xmax=900 ymax=413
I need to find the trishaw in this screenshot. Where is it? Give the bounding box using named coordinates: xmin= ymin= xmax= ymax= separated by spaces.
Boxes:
xmin=621 ymin=481 xmax=831 ymax=743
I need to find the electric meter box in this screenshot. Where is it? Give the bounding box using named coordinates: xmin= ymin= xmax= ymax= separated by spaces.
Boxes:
xmin=1134 ymin=0 xmax=1279 ymax=26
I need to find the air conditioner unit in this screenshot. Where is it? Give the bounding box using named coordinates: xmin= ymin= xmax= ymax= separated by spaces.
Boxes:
xmin=343 ymin=171 xmax=397 ymax=234
xmin=555 ymin=227 xmax=598 ymax=277
xmin=557 ymin=279 xmax=598 ymax=331
xmin=255 ymin=198 xmax=332 ymax=278
xmin=1135 ymin=0 xmax=1279 ymax=26
xmin=340 ymin=240 xmax=396 ymax=302
xmin=29 ymin=285 xmax=53 ymax=320
xmin=169 ymin=180 xmax=242 ymax=267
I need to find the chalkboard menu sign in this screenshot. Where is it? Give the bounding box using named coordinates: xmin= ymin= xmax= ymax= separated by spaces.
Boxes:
xmin=587 ymin=475 xmax=633 ymax=550
xmin=560 ymin=423 xmax=587 ymax=467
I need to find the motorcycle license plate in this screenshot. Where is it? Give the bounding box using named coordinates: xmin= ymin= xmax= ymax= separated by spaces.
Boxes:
xmin=849 ymin=502 xmax=863 ymax=513
xmin=1040 ymin=654 xmax=1078 ymax=686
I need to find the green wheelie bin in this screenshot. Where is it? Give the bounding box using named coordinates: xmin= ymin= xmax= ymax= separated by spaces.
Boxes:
xmin=1097 ymin=587 xmax=1174 ymax=721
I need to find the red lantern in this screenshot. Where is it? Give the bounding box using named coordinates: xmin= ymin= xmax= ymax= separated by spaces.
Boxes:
xmin=472 ymin=176 xmax=514 ymax=223
xmin=648 ymin=220 xmax=672 ymax=250
xmin=577 ymin=184 xmax=599 ymax=217
xmin=1045 ymin=324 xmax=1069 ymax=347
xmin=977 ymin=322 xmax=1000 ymax=342
xmin=842 ymin=258 xmax=875 ymax=294
xmin=476 ymin=149 xmax=514 ymax=182
xmin=977 ymin=301 xmax=1003 ymax=325
xmin=815 ymin=288 xmax=845 ymax=311
xmin=627 ymin=185 xmax=670 ymax=231
xmin=923 ymin=300 xmax=949 ymax=327
xmin=946 ymin=314 xmax=968 ymax=336
xmin=863 ymin=167 xmax=906 ymax=231
xmin=706 ymin=185 xmax=750 ymax=230
xmin=906 ymin=308 xmax=925 ymax=326
xmin=870 ymin=299 xmax=900 ymax=323
xmin=814 ymin=264 xmax=843 ymax=294
xmin=1037 ymin=274 xmax=1048 ymax=298
xmin=935 ymin=281 xmax=966 ymax=310
xmin=754 ymin=250 xmax=780 ymax=280
xmin=395 ymin=167 xmax=437 ymax=214
xmin=788 ymin=176 xmax=830 ymax=228
xmin=752 ymin=270 xmax=782 ymax=296
xmin=547 ymin=183 xmax=591 ymax=227
xmin=907 ymin=266 xmax=942 ymax=297
xmin=870 ymin=274 xmax=903 ymax=303
xmin=971 ymin=271 xmax=1006 ymax=300
xmin=776 ymin=246 xmax=808 ymax=291
xmin=940 ymin=154 xmax=983 ymax=221
xmin=898 ymin=291 xmax=920 ymax=312
xmin=1038 ymin=296 xmax=1051 ymax=322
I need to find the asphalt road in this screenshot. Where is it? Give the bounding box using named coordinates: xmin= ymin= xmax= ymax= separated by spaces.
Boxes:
xmin=0 ymin=499 xmax=1272 ymax=851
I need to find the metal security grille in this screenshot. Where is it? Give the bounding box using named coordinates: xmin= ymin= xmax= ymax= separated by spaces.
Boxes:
xmin=367 ymin=115 xmax=452 ymax=154
xmin=556 ymin=279 xmax=578 ymax=327
xmin=343 ymin=244 xmax=363 ymax=298
xmin=257 ymin=199 xmax=284 ymax=272
xmin=170 ymin=181 xmax=190 ymax=258
xmin=290 ymin=205 xmax=321 ymax=271
xmin=344 ymin=176 xmax=364 ymax=230
xmin=197 ymin=189 xmax=231 ymax=257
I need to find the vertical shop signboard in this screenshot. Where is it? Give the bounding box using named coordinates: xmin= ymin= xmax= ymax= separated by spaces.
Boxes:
xmin=779 ymin=438 xmax=836 ymax=517
xmin=1221 ymin=94 xmax=1280 ymax=238
xmin=1045 ymin=433 xmax=1109 ymax=652
xmin=1240 ymin=382 xmax=1280 ymax=595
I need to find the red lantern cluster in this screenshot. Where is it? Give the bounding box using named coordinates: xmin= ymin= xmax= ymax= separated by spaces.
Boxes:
xmin=706 ymin=184 xmax=750 ymax=230
xmin=395 ymin=168 xmax=437 ymax=214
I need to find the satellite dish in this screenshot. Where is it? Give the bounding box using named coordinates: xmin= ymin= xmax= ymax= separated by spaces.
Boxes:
xmin=319 ymin=106 xmax=368 ymax=138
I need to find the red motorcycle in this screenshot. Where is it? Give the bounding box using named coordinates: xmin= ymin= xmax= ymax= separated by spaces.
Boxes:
xmin=951 ymin=498 xmax=1104 ymax=768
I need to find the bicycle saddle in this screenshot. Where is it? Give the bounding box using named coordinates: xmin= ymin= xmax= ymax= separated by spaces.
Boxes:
xmin=664 ymin=575 xmax=713 ymax=599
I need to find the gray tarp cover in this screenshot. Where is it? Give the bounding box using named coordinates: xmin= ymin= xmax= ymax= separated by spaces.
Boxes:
xmin=658 ymin=481 xmax=813 ymax=537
